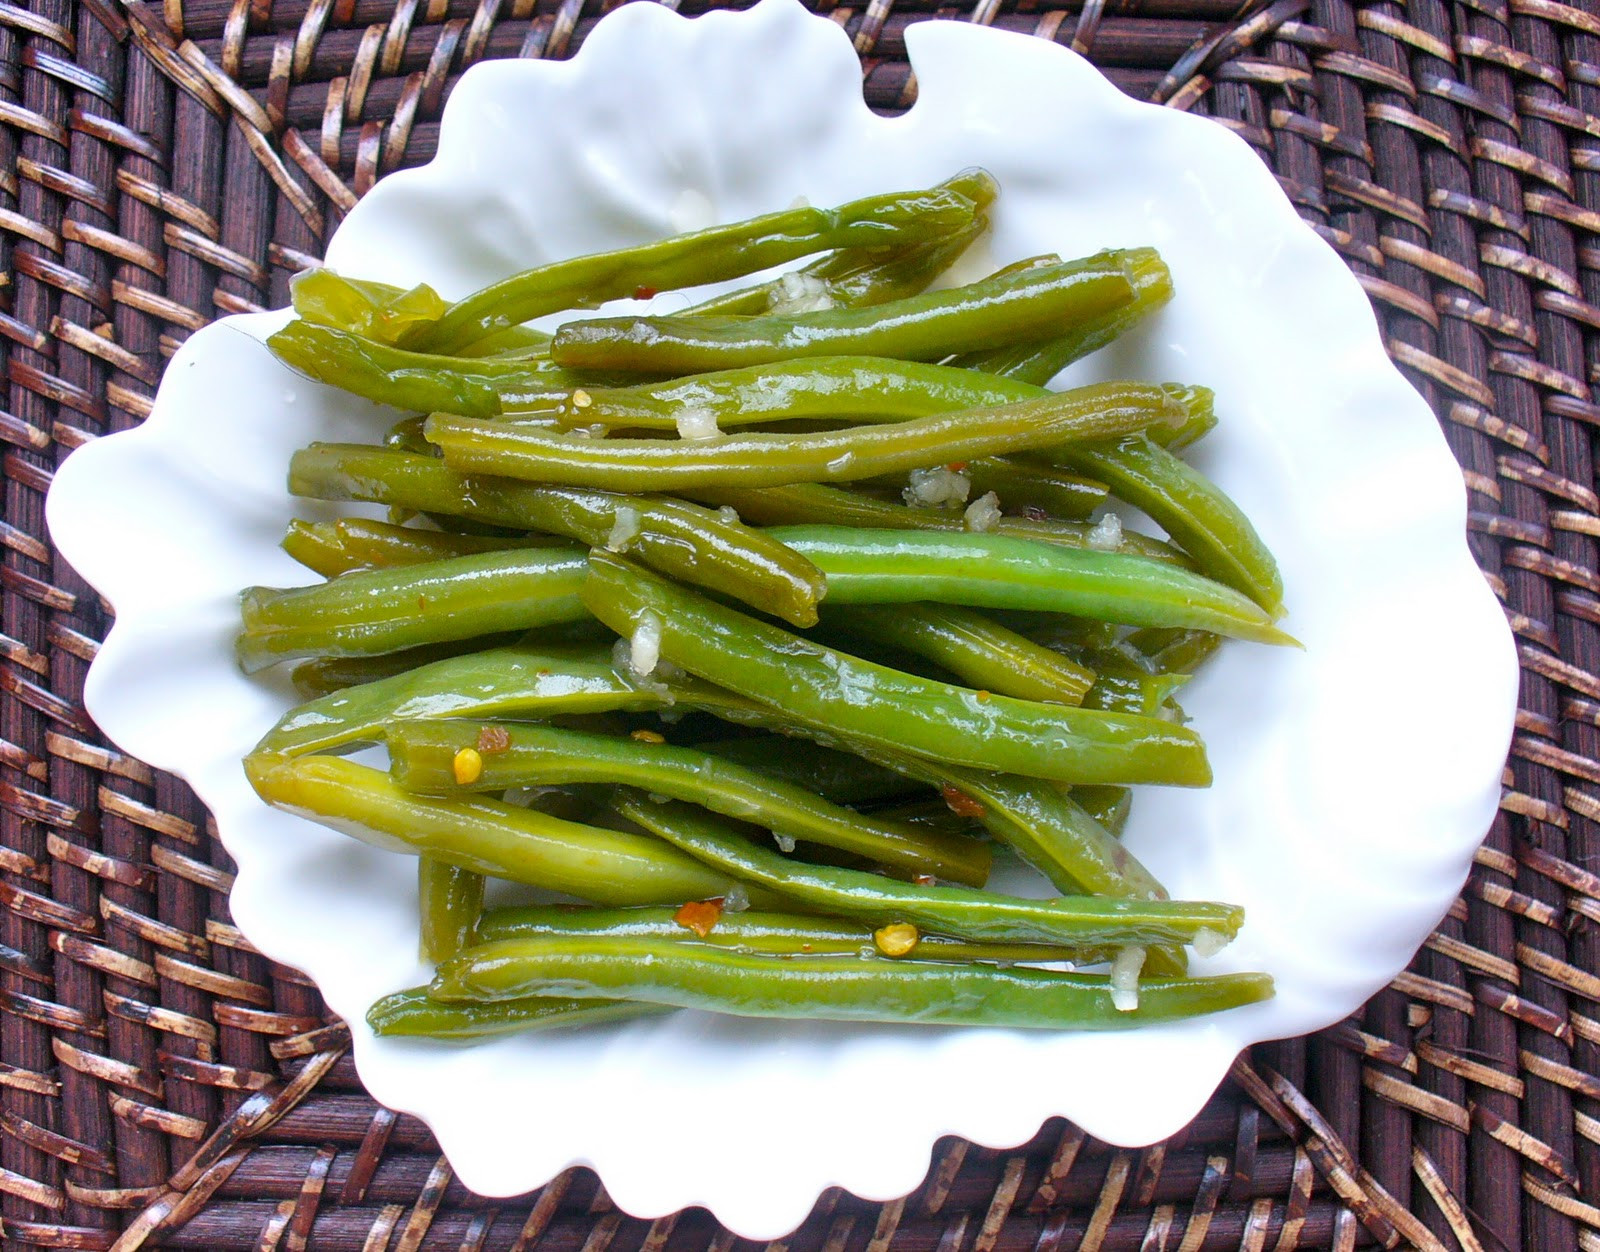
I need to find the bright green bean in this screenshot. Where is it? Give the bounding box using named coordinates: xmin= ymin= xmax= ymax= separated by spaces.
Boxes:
xmin=386 ymin=720 xmax=992 ymax=886
xmin=407 ymin=184 xmax=980 ymax=353
xmin=582 ymin=552 xmax=1211 ymax=787
xmin=236 ymin=547 xmax=589 ymax=673
xmin=425 ymin=381 xmax=1195 ymax=492
xmin=288 ymin=443 xmax=826 ymax=626
xmin=548 ymin=251 xmax=1140 ymax=373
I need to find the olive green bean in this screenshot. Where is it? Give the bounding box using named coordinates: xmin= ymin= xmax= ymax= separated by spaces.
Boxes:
xmin=955 ymin=246 xmax=1174 ymax=384
xmin=1070 ymin=786 xmax=1132 ymax=836
xmin=692 ymin=737 xmax=915 ymax=807
xmin=582 ymin=552 xmax=1211 ymax=786
xmin=425 ymin=381 xmax=1195 ymax=492
xmin=283 ymin=518 xmax=561 ymax=578
xmin=386 ymin=720 xmax=992 ymax=886
xmin=244 ymin=755 xmax=764 ymax=905
xmin=236 ymin=547 xmax=589 ymax=672
xmin=548 ymin=250 xmax=1141 ymax=373
xmin=407 ymin=184 xmax=980 ymax=353
xmin=418 ymin=857 xmax=483 ymax=962
xmin=613 ymin=793 xmax=1239 ymax=948
xmin=367 ymin=988 xmax=665 ymax=1039
xmin=770 ymin=527 xmax=1293 ymax=645
xmin=253 ymin=642 xmax=762 ymax=758
xmin=288 ymin=443 xmax=826 ymax=626
xmin=823 ymin=604 xmax=1096 ymax=705
xmin=430 ymin=934 xmax=1272 ymax=1029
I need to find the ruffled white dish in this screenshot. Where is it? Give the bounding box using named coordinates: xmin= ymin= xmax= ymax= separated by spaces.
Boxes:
xmin=47 ymin=0 xmax=1518 ymax=1237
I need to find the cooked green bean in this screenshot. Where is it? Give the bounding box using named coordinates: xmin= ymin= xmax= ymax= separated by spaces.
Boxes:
xmin=386 ymin=720 xmax=993 ymax=886
xmin=406 ymin=184 xmax=980 ymax=354
xmin=1047 ymin=434 xmax=1285 ymax=615
xmin=955 ymin=246 xmax=1174 ymax=384
xmin=431 ymin=934 xmax=1271 ymax=1028
xmin=1125 ymin=627 xmax=1222 ymax=674
xmin=548 ymin=251 xmax=1140 ymax=373
xmin=244 ymin=755 xmax=763 ymax=905
xmin=418 ymin=857 xmax=483 ymax=962
xmin=530 ymin=356 xmax=1059 ymax=430
xmin=1070 ymin=786 xmax=1132 ymax=837
xmin=772 ymin=527 xmax=1292 ymax=645
xmin=582 ymin=552 xmax=1210 ymax=786
xmin=290 ymin=270 xmax=448 ymax=343
xmin=268 ymin=320 xmax=581 ymax=417
xmin=693 ymin=736 xmax=914 ymax=807
xmin=236 ymin=547 xmax=589 ymax=673
xmin=283 ymin=518 xmax=560 ymax=578
xmin=690 ymin=481 xmax=1187 ymax=564
xmin=475 ymin=905 xmax=1102 ymax=964
xmin=368 ymin=988 xmax=665 ymax=1039
xmin=613 ymin=794 xmax=1239 ymax=947
xmin=253 ymin=642 xmax=761 ymax=758
xmin=288 ymin=443 xmax=826 ymax=626
xmin=425 ymin=381 xmax=1194 ymax=492
xmin=287 ymin=640 xmax=520 ymax=698
xmin=958 ymin=460 xmax=1107 ymax=519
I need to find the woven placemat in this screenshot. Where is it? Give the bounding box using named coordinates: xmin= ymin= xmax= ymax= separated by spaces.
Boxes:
xmin=2 ymin=0 xmax=1597 ymax=1247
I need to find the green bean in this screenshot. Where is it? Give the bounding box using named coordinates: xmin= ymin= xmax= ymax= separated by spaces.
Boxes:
xmin=236 ymin=547 xmax=589 ymax=673
xmin=290 ymin=270 xmax=447 ymax=343
xmin=612 ymin=794 xmax=1240 ymax=948
xmin=253 ymin=643 xmax=762 ymax=758
xmin=406 ymin=185 xmax=980 ymax=354
xmin=1070 ymin=786 xmax=1132 ymax=837
xmin=823 ymin=604 xmax=1095 ymax=705
xmin=432 ymin=934 xmax=1271 ymax=1028
xmin=1082 ymin=667 xmax=1191 ymax=718
xmin=957 ymin=460 xmax=1107 ymax=519
xmin=268 ymin=320 xmax=582 ymax=417
xmin=368 ymin=988 xmax=665 ymax=1039
xmin=683 ymin=207 xmax=993 ymax=319
xmin=283 ymin=518 xmax=561 ymax=578
xmin=1047 ymin=435 xmax=1285 ymax=615
xmin=955 ymin=246 xmax=1174 ymax=384
xmin=693 ymin=737 xmax=914 ymax=807
xmin=244 ymin=755 xmax=762 ymax=905
xmin=838 ymin=742 xmax=1168 ymax=904
xmin=549 ymin=251 xmax=1140 ymax=374
xmin=582 ymin=552 xmax=1210 ymax=786
xmin=289 ymin=443 xmax=826 ymax=627
xmin=1125 ymin=627 xmax=1222 ymax=674
xmin=418 ymin=857 xmax=483 ymax=962
xmin=288 ymin=641 xmax=519 ymax=698
xmin=386 ymin=720 xmax=992 ymax=886
xmin=477 ymin=904 xmax=1097 ymax=964
xmin=529 ymin=356 xmax=1056 ymax=430
xmin=691 ymin=482 xmax=1188 ymax=565
xmin=425 ymin=381 xmax=1195 ymax=492
xmin=770 ymin=527 xmax=1293 ymax=645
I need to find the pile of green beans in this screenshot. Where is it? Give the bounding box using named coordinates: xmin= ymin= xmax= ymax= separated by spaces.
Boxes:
xmin=249 ymin=173 xmax=1286 ymax=1041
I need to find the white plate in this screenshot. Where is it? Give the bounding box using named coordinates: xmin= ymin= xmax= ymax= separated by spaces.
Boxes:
xmin=47 ymin=0 xmax=1518 ymax=1238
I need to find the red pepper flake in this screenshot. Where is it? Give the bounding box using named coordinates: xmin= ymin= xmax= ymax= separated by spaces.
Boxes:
xmin=940 ymin=784 xmax=986 ymax=819
xmin=1022 ymin=505 xmax=1047 ymax=521
xmin=416 ymin=595 xmax=428 ymax=610
xmin=946 ymin=461 xmax=969 ymax=472
xmin=633 ymin=285 xmax=659 ymax=301
xmin=914 ymin=874 xmax=937 ymax=887
xmin=631 ymin=729 xmax=666 ymax=744
xmin=476 ymin=725 xmax=511 ymax=755
xmin=975 ymin=690 xmax=992 ymax=703
xmin=673 ymin=898 xmax=723 ymax=938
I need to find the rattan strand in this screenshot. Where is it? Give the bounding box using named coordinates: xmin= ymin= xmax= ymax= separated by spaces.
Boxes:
xmin=1 ymin=0 xmax=1597 ymax=1248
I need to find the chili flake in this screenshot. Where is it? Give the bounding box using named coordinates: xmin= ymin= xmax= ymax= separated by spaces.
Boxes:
xmin=940 ymin=784 xmax=985 ymax=818
xmin=673 ymin=898 xmax=723 ymax=938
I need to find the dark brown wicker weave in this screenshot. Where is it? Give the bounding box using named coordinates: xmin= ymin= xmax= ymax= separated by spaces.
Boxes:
xmin=2 ymin=0 xmax=1597 ymax=1246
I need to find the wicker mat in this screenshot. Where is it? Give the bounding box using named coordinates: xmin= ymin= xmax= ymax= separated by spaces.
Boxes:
xmin=1 ymin=0 xmax=1597 ymax=1247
